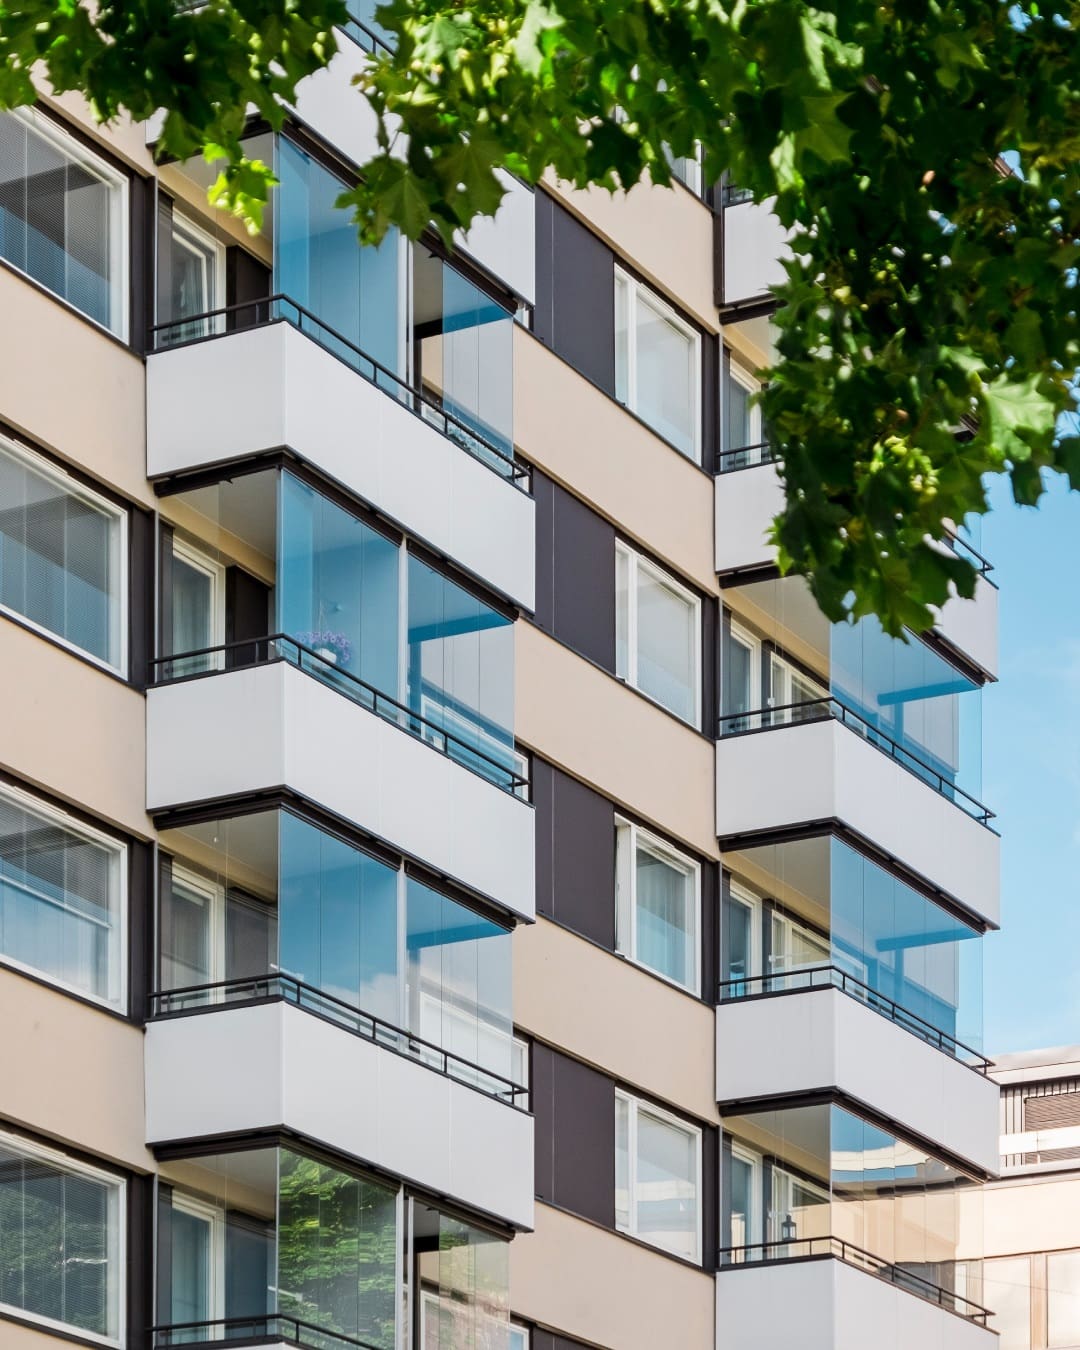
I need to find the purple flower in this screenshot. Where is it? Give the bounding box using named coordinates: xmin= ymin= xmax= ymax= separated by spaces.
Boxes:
xmin=296 ymin=630 xmax=354 ymax=665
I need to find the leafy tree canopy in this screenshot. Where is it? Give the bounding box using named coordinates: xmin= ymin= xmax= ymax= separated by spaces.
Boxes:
xmin=2 ymin=0 xmax=1076 ymax=633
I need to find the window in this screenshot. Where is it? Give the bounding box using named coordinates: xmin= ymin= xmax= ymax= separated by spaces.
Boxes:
xmin=729 ymin=1143 xmax=762 ymax=1254
xmin=170 ymin=538 xmax=225 ymax=675
xmin=169 ymin=1194 xmax=225 ymax=1343
xmin=768 ymin=650 xmax=828 ymax=725
xmin=0 ymin=436 xmax=127 ymax=672
xmin=0 ymin=108 xmax=128 ymax=337
xmin=1049 ymin=1251 xmax=1080 ymax=1348
xmin=166 ymin=214 xmax=225 ymax=343
xmin=615 ymin=1092 xmax=702 ymax=1262
xmin=0 ymin=1130 xmax=124 ymax=1344
xmin=769 ymin=910 xmax=830 ymax=989
xmin=614 ymin=268 xmax=700 ymax=460
xmin=723 ymin=358 xmax=763 ymax=467
xmin=983 ymin=1256 xmax=1032 ymax=1350
xmin=509 ymin=1322 xmax=530 ymax=1350
xmin=723 ymin=882 xmax=761 ymax=997
xmin=721 ymin=619 xmax=761 ymax=732
xmin=616 ymin=543 xmax=701 ymax=726
xmin=664 ymin=143 xmax=703 ymax=197
xmin=615 ymin=819 xmax=700 ymax=993
xmin=0 ymin=783 xmax=126 ymax=1010
xmin=721 ymin=618 xmax=827 ymax=732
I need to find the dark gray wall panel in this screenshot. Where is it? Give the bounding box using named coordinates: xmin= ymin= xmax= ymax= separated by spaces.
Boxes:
xmin=551 ymin=769 xmax=616 ymax=949
xmin=534 ymin=191 xmax=616 ymax=395
xmin=532 ymin=1043 xmax=616 ymax=1229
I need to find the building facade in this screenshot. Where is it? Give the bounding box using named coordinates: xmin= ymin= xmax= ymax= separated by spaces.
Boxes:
xmin=0 ymin=16 xmax=1001 ymax=1350
xmin=978 ymin=1049 xmax=1080 ymax=1349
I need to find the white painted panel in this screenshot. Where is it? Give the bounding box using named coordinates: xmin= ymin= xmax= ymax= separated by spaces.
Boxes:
xmin=935 ymin=576 xmax=998 ymax=682
xmin=146 ymin=325 xmax=535 ymax=610
xmin=457 ymin=171 xmax=537 ymax=306
xmin=291 ymin=40 xmax=381 ymax=171
xmin=723 ymin=199 xmax=789 ymax=305
xmin=715 ymin=989 xmax=998 ymax=1175
xmin=715 ymin=718 xmax=999 ymax=927
xmin=146 ymin=663 xmax=536 ymax=920
xmin=715 ymin=1259 xmax=996 ymax=1350
xmin=146 ymin=1002 xmax=534 ymax=1228
xmin=715 ymin=462 xmax=783 ymax=575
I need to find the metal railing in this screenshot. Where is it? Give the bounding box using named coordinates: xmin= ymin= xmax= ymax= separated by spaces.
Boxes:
xmin=149 ymin=295 xmax=526 ymax=487
xmin=149 ymin=633 xmax=529 ymax=798
xmin=942 ymin=528 xmax=997 ymax=584
xmin=151 ymin=1312 xmax=384 ymax=1349
xmin=340 ymin=4 xmax=393 ymax=53
xmin=717 ymin=964 xmax=991 ymax=1072
xmin=717 ymin=695 xmax=995 ymax=826
xmin=150 ymin=972 xmax=529 ymax=1109
xmin=717 ymin=440 xmax=777 ymax=473
xmin=717 ymin=1236 xmax=993 ymax=1326
xmin=722 ymin=183 xmax=756 ymax=208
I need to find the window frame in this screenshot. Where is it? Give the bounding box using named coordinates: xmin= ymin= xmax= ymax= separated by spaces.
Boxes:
xmin=729 ymin=1140 xmax=764 ymax=1252
xmin=615 ymin=541 xmax=702 ymax=728
xmin=615 ymin=816 xmax=701 ymax=995
xmin=723 ymin=618 xmax=762 ymax=731
xmin=169 ymin=212 xmax=227 ymax=337
xmin=724 ymin=879 xmax=762 ymax=993
xmin=723 ymin=355 xmax=764 ymax=464
xmin=614 ymin=265 xmax=702 ymax=462
xmin=0 ymin=1126 xmax=126 ymax=1347
xmin=615 ymin=1089 xmax=703 ymax=1264
xmin=169 ymin=1191 xmax=227 ymax=1333
xmin=171 ymin=535 xmax=227 ymax=656
xmin=0 ymin=779 xmax=128 ymax=1012
xmin=163 ymin=863 xmax=226 ymax=994
xmin=0 ymin=434 xmax=129 ymax=675
xmin=3 ymin=107 xmax=130 ymax=341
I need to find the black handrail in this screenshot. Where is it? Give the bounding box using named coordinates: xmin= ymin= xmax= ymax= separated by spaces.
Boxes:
xmin=717 ymin=441 xmax=778 ymax=472
xmin=717 ymin=964 xmax=991 ymax=1072
xmin=149 ymin=294 xmax=527 ymax=487
xmin=942 ymin=527 xmax=996 ymax=581
xmin=340 ymin=9 xmax=394 ymax=54
xmin=149 ymin=972 xmax=529 ymax=1109
xmin=723 ymin=184 xmax=756 ymax=208
xmin=149 ymin=633 xmax=529 ymax=797
xmin=717 ymin=1236 xmax=993 ymax=1325
xmin=150 ymin=1312 xmax=384 ymax=1349
xmin=717 ymin=695 xmax=995 ymax=826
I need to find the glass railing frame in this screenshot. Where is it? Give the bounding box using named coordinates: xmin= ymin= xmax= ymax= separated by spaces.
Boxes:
xmin=149 ymin=633 xmax=530 ymax=798
xmin=149 ymin=971 xmax=530 ymax=1111
xmin=716 ymin=440 xmax=778 ymax=473
xmin=717 ymin=963 xmax=991 ymax=1073
xmin=717 ymin=695 xmax=995 ymax=827
xmin=149 ymin=295 xmax=528 ymax=489
xmin=150 ymin=1312 xmax=385 ymax=1350
xmin=716 ymin=1235 xmax=993 ymax=1327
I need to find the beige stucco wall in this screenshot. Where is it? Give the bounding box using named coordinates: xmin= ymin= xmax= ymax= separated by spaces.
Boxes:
xmin=514 ymin=328 xmax=718 ymax=597
xmin=511 ymin=1202 xmax=715 ymax=1348
xmin=515 ymin=621 xmax=718 ymax=860
xmin=0 ymin=970 xmax=152 ymax=1173
xmin=983 ymin=1173 xmax=1080 ymax=1258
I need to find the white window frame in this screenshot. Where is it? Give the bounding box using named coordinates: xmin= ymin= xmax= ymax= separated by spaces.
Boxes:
xmin=509 ymin=1322 xmax=530 ymax=1350
xmin=169 ymin=212 xmax=227 ymax=335
xmin=729 ymin=1141 xmax=764 ymax=1252
xmin=768 ymin=908 xmax=830 ymax=982
xmin=616 ymin=541 xmax=702 ymax=728
xmin=166 ymin=864 xmax=226 ymax=993
xmin=0 ymin=434 xmax=129 ymax=675
xmin=615 ymin=1090 xmax=703 ymax=1263
xmin=0 ymin=1127 xmax=126 ymax=1347
xmin=615 ymin=816 xmax=701 ymax=995
xmin=666 ymin=142 xmax=704 ymax=197
xmin=0 ymin=780 xmax=127 ymax=1012
xmin=171 ymin=536 xmax=227 ymax=658
xmin=768 ymin=649 xmax=828 ymax=718
xmin=723 ymin=618 xmax=762 ymax=731
xmin=6 ymin=107 xmax=130 ymax=341
xmin=725 ymin=879 xmax=762 ymax=992
xmin=170 ymin=1192 xmax=227 ymax=1332
xmin=723 ymin=356 xmax=764 ymax=464
xmin=614 ymin=265 xmax=702 ymax=462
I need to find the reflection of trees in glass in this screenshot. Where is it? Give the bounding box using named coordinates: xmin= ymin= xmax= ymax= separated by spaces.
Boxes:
xmin=419 ymin=1213 xmax=510 ymax=1350
xmin=277 ymin=1150 xmax=398 ymax=1350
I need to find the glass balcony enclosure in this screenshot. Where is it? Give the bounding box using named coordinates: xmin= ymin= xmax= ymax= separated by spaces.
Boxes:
xmin=719 ymin=314 xmax=777 ymax=472
xmin=721 ymin=834 xmax=984 ymax=1063
xmin=721 ymin=1103 xmax=987 ymax=1323
xmin=154 ymin=1145 xmax=510 ymax=1349
xmin=720 ymin=576 xmax=987 ymax=820
xmin=154 ymin=133 xmax=517 ymax=479
xmin=154 ymin=808 xmax=519 ymax=1104
xmin=154 ymin=469 xmax=521 ymax=794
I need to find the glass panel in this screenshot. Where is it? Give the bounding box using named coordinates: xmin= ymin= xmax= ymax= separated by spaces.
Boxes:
xmin=0 ymin=788 xmax=122 ymax=1006
xmin=278 ymin=471 xmax=400 ymax=696
xmin=342 ymin=0 xmax=394 ymax=48
xmin=723 ymin=891 xmax=756 ymax=996
xmin=635 ymin=842 xmax=694 ymax=989
xmin=406 ymin=553 xmax=515 ymax=787
xmin=769 ymin=911 xmax=829 ymax=989
xmin=406 ymin=876 xmax=512 ymax=1085
xmin=276 ymin=137 xmax=401 ymax=382
xmin=721 ymin=627 xmax=756 ymax=731
xmin=724 ymin=367 xmax=754 ymax=464
xmin=0 ymin=111 xmax=119 ymax=332
xmin=0 ymin=438 xmax=122 ymax=668
xmin=171 ymin=1208 xmax=212 ymax=1338
xmin=983 ymin=1257 xmax=1032 ymax=1349
xmin=161 ymin=872 xmax=214 ymax=992
xmin=614 ymin=272 xmax=630 ymax=407
xmin=635 ymin=291 xmax=696 ymax=458
xmin=636 ymin=1106 xmax=698 ymax=1260
xmin=615 ymin=547 xmax=631 ymax=681
xmin=1049 ymin=1251 xmax=1080 ymax=1348
xmin=416 ymin=1206 xmax=510 ymax=1350
xmin=0 ymin=1137 xmax=120 ymax=1340
xmin=635 ymin=564 xmax=696 ymax=722
xmin=729 ymin=1152 xmax=758 ymax=1252
xmin=614 ymin=1096 xmax=630 ymax=1234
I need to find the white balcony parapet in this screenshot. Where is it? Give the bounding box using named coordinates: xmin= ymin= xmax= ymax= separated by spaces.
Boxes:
xmin=145 ymin=1000 xmax=534 ymax=1230
xmin=722 ymin=197 xmax=789 ymax=307
xmin=715 ymin=1254 xmax=995 ymax=1350
xmin=146 ymin=660 xmax=535 ymax=922
xmin=715 ymin=715 xmax=999 ymax=928
xmin=715 ymin=985 xmax=999 ymax=1176
xmin=147 ymin=320 xmax=534 ymax=612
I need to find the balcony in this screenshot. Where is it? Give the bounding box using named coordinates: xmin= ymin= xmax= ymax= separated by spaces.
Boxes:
xmin=715 ymin=1252 xmax=995 ymax=1350
xmin=720 ymin=192 xmax=789 ymax=309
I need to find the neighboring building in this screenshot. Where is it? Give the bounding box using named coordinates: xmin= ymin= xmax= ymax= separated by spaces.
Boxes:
xmin=979 ymin=1049 xmax=1080 ymax=1349
xmin=0 ymin=19 xmax=1001 ymax=1350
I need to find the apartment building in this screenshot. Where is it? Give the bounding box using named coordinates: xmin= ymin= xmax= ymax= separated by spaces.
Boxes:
xmin=0 ymin=12 xmax=1002 ymax=1350
xmin=976 ymin=1048 xmax=1080 ymax=1349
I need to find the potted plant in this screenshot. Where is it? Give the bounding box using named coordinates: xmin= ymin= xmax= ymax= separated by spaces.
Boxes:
xmin=296 ymin=630 xmax=353 ymax=667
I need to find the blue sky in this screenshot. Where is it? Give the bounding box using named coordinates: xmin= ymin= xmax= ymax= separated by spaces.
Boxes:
xmin=983 ymin=472 xmax=1080 ymax=1053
